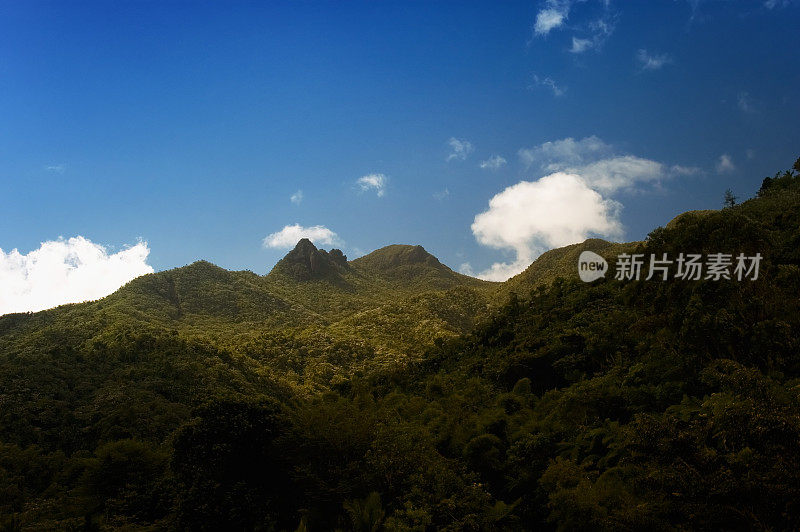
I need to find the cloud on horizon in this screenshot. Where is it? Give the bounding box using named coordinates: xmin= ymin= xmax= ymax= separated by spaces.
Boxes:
xmin=0 ymin=236 xmax=153 ymax=315
xmin=463 ymin=136 xmax=699 ymax=281
xmin=263 ymin=224 xmax=342 ymax=249
xmin=466 ymin=173 xmax=623 ymax=281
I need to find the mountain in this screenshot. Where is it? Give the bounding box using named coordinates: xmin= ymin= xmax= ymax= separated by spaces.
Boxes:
xmin=2 ymin=159 xmax=799 ymax=530
xmin=270 ymin=238 xmax=350 ymax=282
xmin=500 ymin=238 xmax=636 ymax=299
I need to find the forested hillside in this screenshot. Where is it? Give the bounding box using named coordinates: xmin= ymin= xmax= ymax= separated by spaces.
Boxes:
xmin=1 ymin=161 xmax=799 ymax=530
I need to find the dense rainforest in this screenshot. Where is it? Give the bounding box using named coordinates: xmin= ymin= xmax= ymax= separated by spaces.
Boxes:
xmin=1 ymin=159 xmax=800 ymax=531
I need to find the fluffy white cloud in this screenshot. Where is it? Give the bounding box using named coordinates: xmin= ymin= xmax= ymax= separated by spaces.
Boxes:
xmin=716 ymin=154 xmax=736 ymax=173
xmin=534 ymin=0 xmax=571 ymax=36
xmin=290 ymin=190 xmax=304 ymax=205
xmin=636 ymin=49 xmax=672 ymax=71
xmin=529 ymin=74 xmax=565 ymax=97
xmin=534 ymin=8 xmax=567 ymax=35
xmin=468 ymin=173 xmax=623 ymax=281
xmin=356 ymin=173 xmax=388 ymax=197
xmin=479 ymin=155 xmax=507 ymax=170
xmin=0 ymin=236 xmax=153 ymax=315
xmin=263 ymin=224 xmax=342 ymax=249
xmin=466 ymin=136 xmax=699 ymax=281
xmin=446 ymin=138 xmax=474 ymax=162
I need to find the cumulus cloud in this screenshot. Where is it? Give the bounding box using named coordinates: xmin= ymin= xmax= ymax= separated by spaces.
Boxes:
xmin=479 ymin=155 xmax=508 ymax=170
xmin=464 ymin=136 xmax=697 ymax=281
xmin=0 ymin=236 xmax=153 ymax=315
xmin=356 ymin=173 xmax=388 ymax=197
xmin=446 ymin=138 xmax=474 ymax=162
xmin=636 ymin=49 xmax=672 ymax=71
xmin=716 ymin=154 xmax=736 ymax=173
xmin=290 ymin=190 xmax=304 ymax=205
xmin=468 ymin=173 xmax=623 ymax=281
xmin=529 ymin=74 xmax=565 ymax=97
xmin=263 ymin=224 xmax=342 ymax=249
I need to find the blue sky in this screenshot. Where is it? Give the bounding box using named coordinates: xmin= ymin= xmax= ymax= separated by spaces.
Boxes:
xmin=1 ymin=1 xmax=799 ymax=311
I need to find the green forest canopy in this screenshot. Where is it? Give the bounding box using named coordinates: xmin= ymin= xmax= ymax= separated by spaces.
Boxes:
xmin=1 ymin=159 xmax=799 ymax=530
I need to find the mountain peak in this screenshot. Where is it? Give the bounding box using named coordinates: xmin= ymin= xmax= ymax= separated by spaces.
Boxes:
xmin=270 ymin=239 xmax=348 ymax=281
xmin=350 ymin=244 xmax=442 ymax=270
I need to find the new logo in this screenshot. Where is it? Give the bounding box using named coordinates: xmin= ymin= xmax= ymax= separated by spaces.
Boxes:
xmin=578 ymin=250 xmax=608 ymax=282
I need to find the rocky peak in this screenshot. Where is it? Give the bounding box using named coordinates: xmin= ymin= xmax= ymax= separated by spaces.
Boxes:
xmin=270 ymin=239 xmax=349 ymax=281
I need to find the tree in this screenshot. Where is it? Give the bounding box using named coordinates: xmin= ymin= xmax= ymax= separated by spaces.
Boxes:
xmin=723 ymin=189 xmax=737 ymax=208
xmin=170 ymin=398 xmax=296 ymax=530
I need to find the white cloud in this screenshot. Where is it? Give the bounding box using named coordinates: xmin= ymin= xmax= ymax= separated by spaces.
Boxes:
xmin=569 ymin=14 xmax=617 ymax=53
xmin=519 ymin=136 xmax=612 ymax=170
xmin=0 ymin=236 xmax=153 ymax=315
xmin=44 ymin=164 xmax=65 ymax=173
xmin=671 ymin=164 xmax=703 ymax=176
xmin=529 ymin=74 xmax=565 ymax=97
xmin=636 ymin=49 xmax=672 ymax=71
xmin=290 ymin=190 xmax=304 ymax=205
xmin=466 ymin=136 xmax=699 ymax=281
xmin=716 ymin=154 xmax=736 ymax=173
xmin=569 ymin=37 xmax=593 ymax=53
xmin=534 ymin=6 xmax=568 ymax=35
xmin=576 ymin=156 xmax=666 ymax=192
xmin=446 ymin=138 xmax=474 ymax=162
xmin=356 ymin=173 xmax=388 ymax=197
xmin=469 ymin=173 xmax=623 ymax=281
xmin=263 ymin=224 xmax=342 ymax=249
xmin=517 ymin=136 xmax=688 ymax=192
xmin=479 ymin=155 xmax=507 ymax=170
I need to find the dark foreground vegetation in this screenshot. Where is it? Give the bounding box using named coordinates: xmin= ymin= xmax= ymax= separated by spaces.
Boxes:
xmin=1 ymin=160 xmax=800 ymax=530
